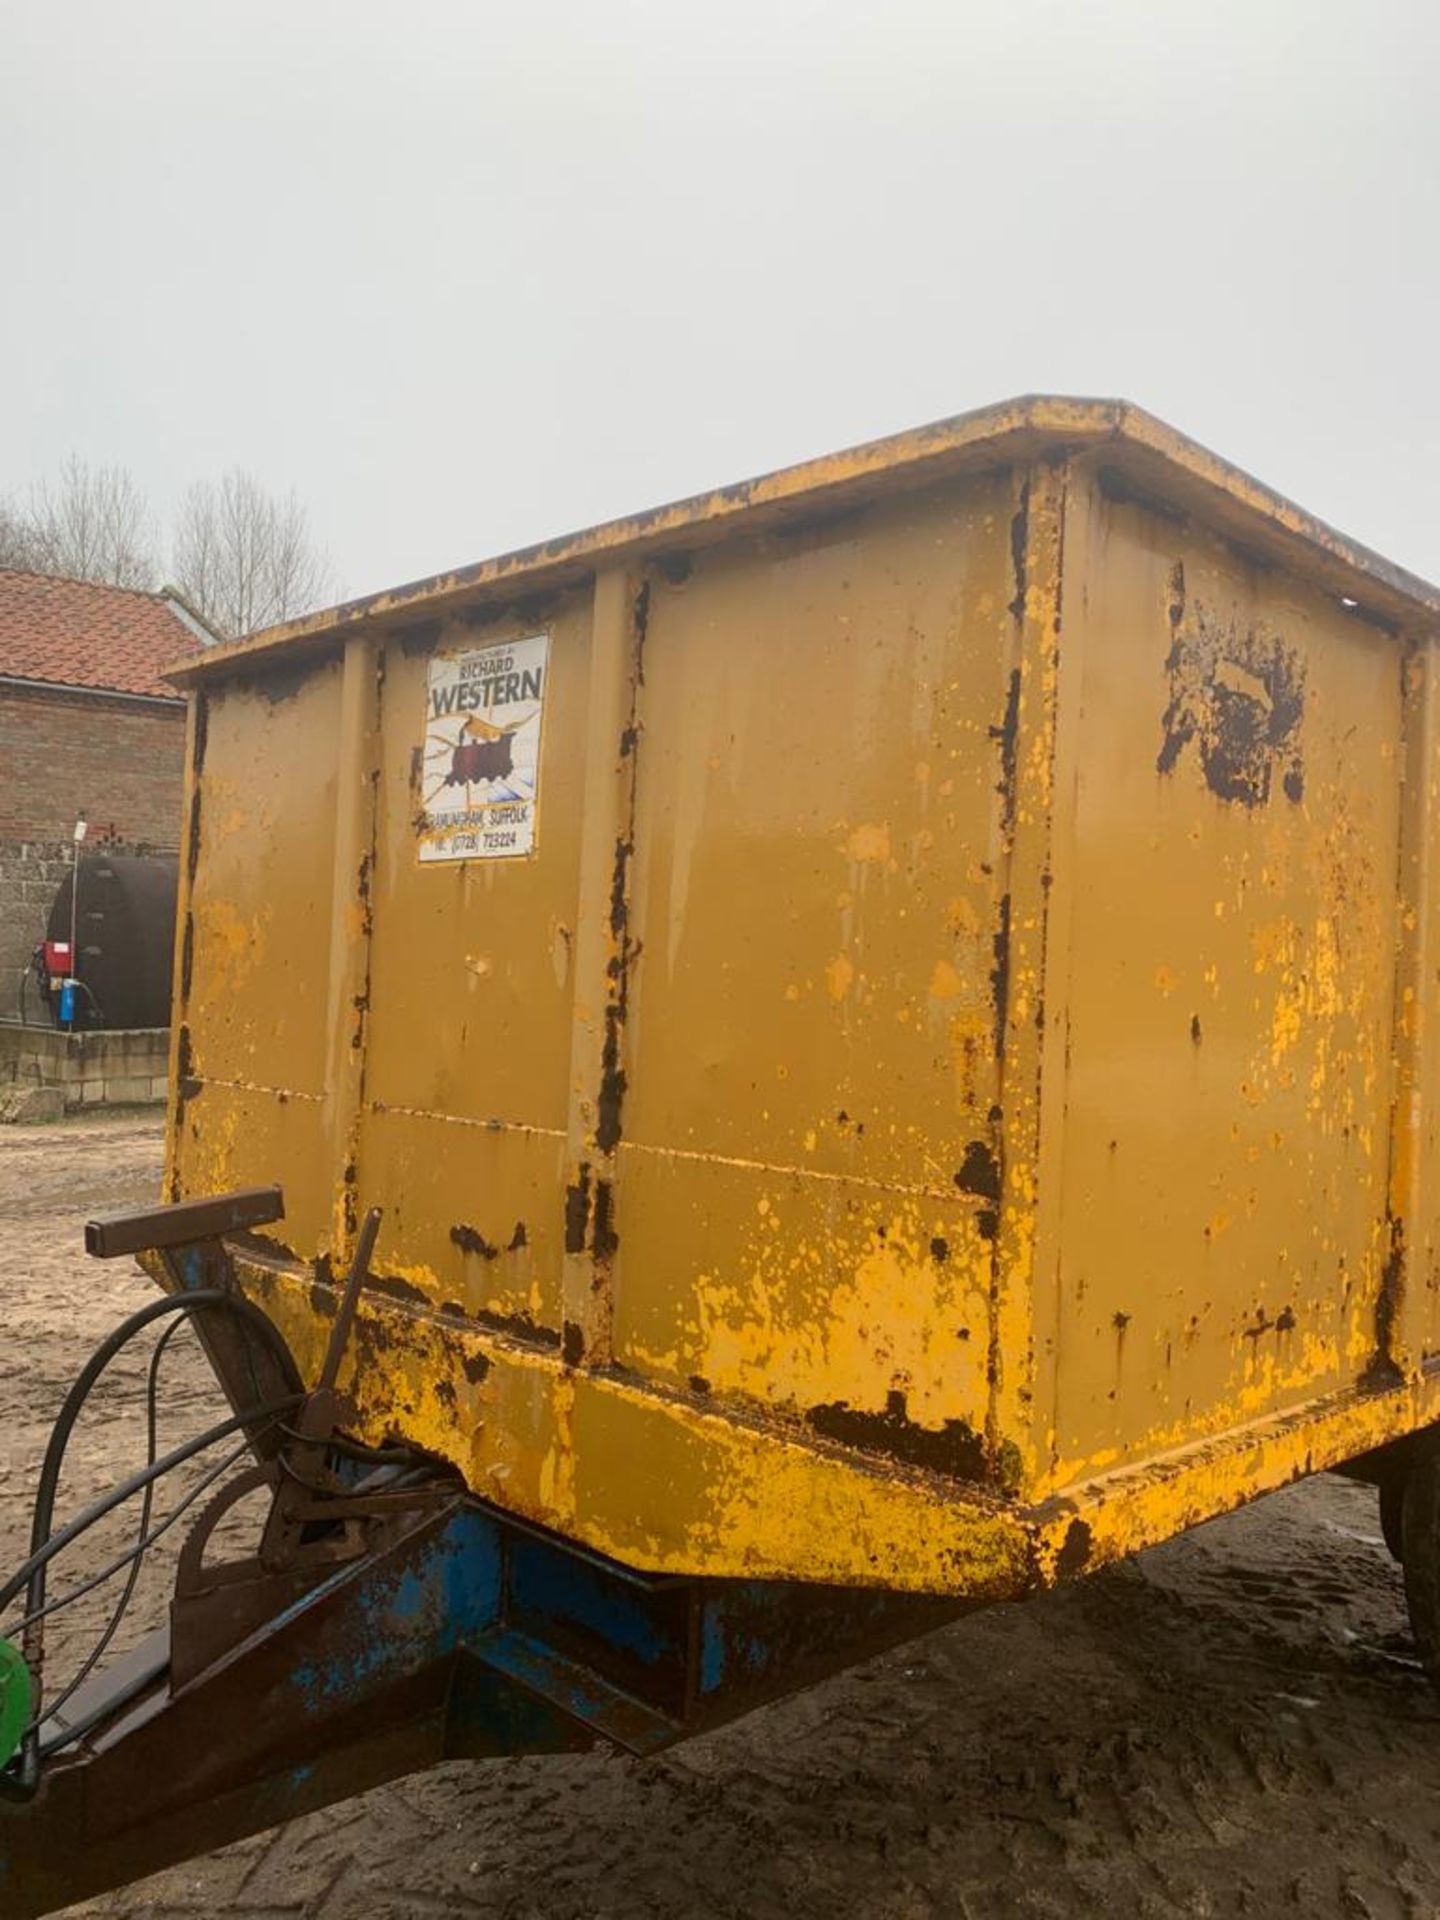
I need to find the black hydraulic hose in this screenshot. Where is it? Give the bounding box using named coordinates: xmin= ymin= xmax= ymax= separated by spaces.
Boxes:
xmin=2 ymin=1434 xmax=254 ymax=1641
xmin=0 ymin=1286 xmax=301 ymax=1803
xmin=6 ymin=1397 xmax=305 ymax=1638
xmin=9 ymin=1316 xmax=190 ymax=1716
xmin=3 ymin=1315 xmax=181 ymax=1644
xmin=0 ymin=1395 xmax=301 ymax=1803
xmin=20 ymin=1287 xmax=296 ymax=1599
xmin=26 ymin=1431 xmax=273 ymax=1739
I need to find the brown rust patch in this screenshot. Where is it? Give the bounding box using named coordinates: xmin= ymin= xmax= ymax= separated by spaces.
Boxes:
xmin=178 ymin=912 xmax=195 ymax=1003
xmin=591 ymin=1178 xmax=618 ymax=1262
xmin=989 ymin=666 xmax=1021 ymax=838
xmin=954 ymin=1140 xmax=1002 ymax=1203
xmin=562 ymin=1321 xmax=585 ymax=1367
xmin=564 ymin=1165 xmax=592 ymax=1254
xmin=596 ymin=997 xmax=627 ymax=1156
xmin=1007 ymin=480 xmax=1030 ymax=622
xmin=807 ymin=1390 xmax=986 ymax=1481
xmin=1156 ymin=599 xmax=1306 ymax=808
xmin=184 ymin=775 xmax=203 ymax=893
xmin=1168 ymin=557 xmax=1187 ymax=633
xmin=590 ymin=579 xmax=649 ymax=1166
xmin=990 ymin=892 xmax=1012 ymax=1063
xmin=1362 ymin=1215 xmax=1406 ymax=1389
xmin=470 ymin=1306 xmax=562 ymax=1351
xmin=610 ymin=833 xmax=629 ymax=944
xmin=451 ymin=1223 xmax=500 ymax=1260
xmin=1242 ymin=1305 xmax=1297 ymax=1340
xmin=365 ymin=1269 xmax=431 ymax=1309
xmin=595 ymin=818 xmax=638 ymax=1156
xmin=191 ymin=686 xmax=209 ymax=776
xmin=174 ymin=1024 xmax=200 ymax=1103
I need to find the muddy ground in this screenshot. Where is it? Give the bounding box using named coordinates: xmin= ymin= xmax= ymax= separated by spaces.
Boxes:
xmin=3 ymin=1112 xmax=1440 ymax=1919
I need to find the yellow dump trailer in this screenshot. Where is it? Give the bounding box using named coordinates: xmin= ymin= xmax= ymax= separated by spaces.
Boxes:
xmin=12 ymin=396 xmax=1440 ymax=1915
xmin=161 ymin=395 xmax=1440 ymax=1595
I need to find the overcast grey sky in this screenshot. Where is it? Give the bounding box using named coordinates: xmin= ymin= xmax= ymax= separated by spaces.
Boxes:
xmin=3 ymin=1 xmax=1437 ymax=604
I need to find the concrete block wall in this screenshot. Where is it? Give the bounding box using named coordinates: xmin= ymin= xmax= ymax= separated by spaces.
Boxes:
xmin=0 ymin=841 xmax=77 ymax=1017
xmin=0 ymin=1024 xmax=169 ymax=1110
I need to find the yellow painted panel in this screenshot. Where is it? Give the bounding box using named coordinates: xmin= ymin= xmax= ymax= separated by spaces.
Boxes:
xmin=184 ymin=661 xmax=343 ymax=1095
xmin=362 ymin=594 xmax=594 ymax=1132
xmin=179 ymin=1083 xmax=336 ymax=1262
xmin=232 ymin=1259 xmax=1034 ymax=1596
xmin=613 ymin=479 xmax=1017 ymax=1468
xmin=622 ymin=485 xmax=1012 ymax=1179
xmin=217 ymin=1253 xmax=1440 ymax=1598
xmin=1039 ymin=471 xmax=1404 ymax=1493
xmin=353 ymin=1103 xmax=566 ymax=1332
xmin=329 ymin=593 xmax=598 ymax=1329
xmin=613 ymin=1145 xmax=993 ymax=1447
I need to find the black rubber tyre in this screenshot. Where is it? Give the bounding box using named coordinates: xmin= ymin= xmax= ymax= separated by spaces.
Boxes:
xmin=1402 ymin=1434 xmax=1440 ymax=1677
xmin=1380 ymin=1475 xmax=1406 ymax=1562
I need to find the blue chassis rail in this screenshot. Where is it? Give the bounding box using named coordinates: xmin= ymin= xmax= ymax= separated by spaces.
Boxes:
xmin=2 ymin=1490 xmax=961 ymax=1918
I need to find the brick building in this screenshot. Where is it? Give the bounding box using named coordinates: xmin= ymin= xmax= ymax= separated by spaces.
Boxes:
xmin=0 ymin=570 xmax=211 ymax=1005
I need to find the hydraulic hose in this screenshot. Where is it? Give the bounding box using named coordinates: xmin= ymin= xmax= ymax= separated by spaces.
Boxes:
xmin=0 ymin=1286 xmax=302 ymax=1803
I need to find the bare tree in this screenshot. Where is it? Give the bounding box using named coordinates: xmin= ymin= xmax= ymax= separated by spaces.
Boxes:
xmin=21 ymin=456 xmax=160 ymax=588
xmin=171 ymin=469 xmax=335 ymax=639
xmin=0 ymin=498 xmax=44 ymax=571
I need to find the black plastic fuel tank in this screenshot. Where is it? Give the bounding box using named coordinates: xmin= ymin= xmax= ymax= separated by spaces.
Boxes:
xmin=45 ymin=853 xmax=179 ymax=1030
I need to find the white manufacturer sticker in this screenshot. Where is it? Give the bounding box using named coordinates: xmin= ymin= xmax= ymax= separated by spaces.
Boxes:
xmin=417 ymin=632 xmax=550 ymax=863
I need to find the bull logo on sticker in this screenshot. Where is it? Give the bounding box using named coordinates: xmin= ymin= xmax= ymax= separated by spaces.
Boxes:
xmin=417 ymin=632 xmax=550 ymax=863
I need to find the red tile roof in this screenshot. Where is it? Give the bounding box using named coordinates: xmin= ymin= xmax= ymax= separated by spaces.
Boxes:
xmin=0 ymin=569 xmax=205 ymax=699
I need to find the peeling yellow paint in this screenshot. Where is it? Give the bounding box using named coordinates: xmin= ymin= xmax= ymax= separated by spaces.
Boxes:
xmin=824 ymin=952 xmax=855 ymax=1001
xmin=845 ymin=822 xmax=891 ymax=863
xmin=929 ymin=958 xmax=963 ymax=1000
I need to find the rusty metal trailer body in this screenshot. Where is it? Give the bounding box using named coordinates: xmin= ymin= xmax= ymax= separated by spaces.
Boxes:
xmin=164 ymin=395 xmax=1440 ymax=1590
xmin=6 ymin=395 xmax=1440 ymax=1913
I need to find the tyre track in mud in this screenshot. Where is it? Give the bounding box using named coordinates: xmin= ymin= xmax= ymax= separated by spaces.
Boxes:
xmin=4 ymin=1116 xmax=1440 ymax=1919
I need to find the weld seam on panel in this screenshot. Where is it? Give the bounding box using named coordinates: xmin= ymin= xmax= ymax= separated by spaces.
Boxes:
xmin=188 ymin=1077 xmax=326 ymax=1103
xmin=615 ymin=1137 xmax=964 ymax=1205
xmin=367 ymin=1099 xmax=566 ymax=1140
